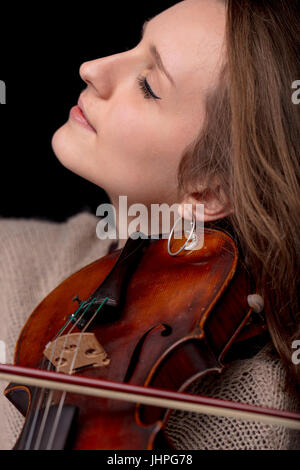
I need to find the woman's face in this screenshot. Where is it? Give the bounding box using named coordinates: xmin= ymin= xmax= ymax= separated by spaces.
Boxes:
xmin=52 ymin=0 xmax=225 ymax=209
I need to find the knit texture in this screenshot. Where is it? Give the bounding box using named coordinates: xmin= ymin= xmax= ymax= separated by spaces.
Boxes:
xmin=164 ymin=344 xmax=300 ymax=450
xmin=0 ymin=213 xmax=299 ymax=450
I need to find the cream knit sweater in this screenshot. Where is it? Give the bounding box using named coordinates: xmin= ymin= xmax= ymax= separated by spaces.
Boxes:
xmin=0 ymin=212 xmax=299 ymax=450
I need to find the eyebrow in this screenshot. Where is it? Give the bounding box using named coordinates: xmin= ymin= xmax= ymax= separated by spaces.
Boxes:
xmin=141 ymin=20 xmax=175 ymax=87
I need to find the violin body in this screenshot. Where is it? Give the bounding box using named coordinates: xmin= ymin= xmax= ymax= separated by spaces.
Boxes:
xmin=5 ymin=229 xmax=259 ymax=449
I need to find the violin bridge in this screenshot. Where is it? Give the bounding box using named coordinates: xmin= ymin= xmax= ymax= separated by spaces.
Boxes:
xmin=43 ymin=333 xmax=110 ymax=374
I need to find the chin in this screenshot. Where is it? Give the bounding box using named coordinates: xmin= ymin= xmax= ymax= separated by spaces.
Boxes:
xmin=51 ymin=122 xmax=84 ymax=174
xmin=51 ymin=123 xmax=104 ymax=190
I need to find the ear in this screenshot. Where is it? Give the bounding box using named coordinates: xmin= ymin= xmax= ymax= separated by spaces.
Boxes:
xmin=178 ymin=184 xmax=233 ymax=223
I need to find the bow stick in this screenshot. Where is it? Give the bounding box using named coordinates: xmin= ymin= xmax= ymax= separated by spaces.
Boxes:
xmin=0 ymin=364 xmax=299 ymax=430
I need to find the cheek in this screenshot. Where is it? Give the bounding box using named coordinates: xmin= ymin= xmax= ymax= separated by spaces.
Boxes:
xmin=104 ymin=105 xmax=155 ymax=158
xmin=93 ymin=104 xmax=185 ymax=201
xmin=101 ymin=103 xmax=184 ymax=177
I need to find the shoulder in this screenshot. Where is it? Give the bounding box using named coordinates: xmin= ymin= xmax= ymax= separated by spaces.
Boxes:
xmin=0 ymin=212 xmax=115 ymax=274
xmin=0 ymin=213 xmax=117 ymax=449
xmin=0 ymin=212 xmax=115 ymax=360
xmin=164 ymin=343 xmax=300 ymax=450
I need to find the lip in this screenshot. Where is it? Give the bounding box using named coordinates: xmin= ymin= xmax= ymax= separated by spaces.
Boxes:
xmin=69 ymin=97 xmax=97 ymax=134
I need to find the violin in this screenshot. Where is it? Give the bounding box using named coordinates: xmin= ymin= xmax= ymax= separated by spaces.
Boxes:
xmin=1 ymin=228 xmax=299 ymax=450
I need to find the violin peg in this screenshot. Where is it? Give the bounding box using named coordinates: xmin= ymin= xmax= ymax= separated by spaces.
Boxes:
xmin=247 ymin=294 xmax=264 ymax=313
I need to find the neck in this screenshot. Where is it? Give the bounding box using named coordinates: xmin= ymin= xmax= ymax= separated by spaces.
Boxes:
xmin=108 ymin=194 xmax=180 ymax=250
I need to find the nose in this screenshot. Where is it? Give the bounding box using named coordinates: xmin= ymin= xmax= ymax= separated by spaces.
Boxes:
xmin=79 ymin=58 xmax=111 ymax=99
xmin=79 ymin=47 xmax=142 ymax=100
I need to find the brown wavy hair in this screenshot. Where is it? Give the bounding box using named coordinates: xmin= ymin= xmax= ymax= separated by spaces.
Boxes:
xmin=177 ymin=0 xmax=300 ymax=387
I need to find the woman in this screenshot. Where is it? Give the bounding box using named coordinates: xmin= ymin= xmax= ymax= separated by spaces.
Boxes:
xmin=0 ymin=0 xmax=299 ymax=449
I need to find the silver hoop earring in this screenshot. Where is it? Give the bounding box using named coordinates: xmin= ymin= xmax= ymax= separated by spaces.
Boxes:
xmin=168 ymin=215 xmax=198 ymax=257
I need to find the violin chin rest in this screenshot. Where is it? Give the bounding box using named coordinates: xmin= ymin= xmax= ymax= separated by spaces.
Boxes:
xmin=4 ymin=382 xmax=31 ymax=417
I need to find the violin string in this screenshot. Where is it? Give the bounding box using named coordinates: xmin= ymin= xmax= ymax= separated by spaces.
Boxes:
xmin=45 ymin=391 xmax=67 ymax=450
xmin=25 ymin=298 xmax=96 ymax=450
xmin=26 ymin=301 xmax=89 ymax=450
xmin=23 ymin=357 xmax=50 ymax=450
xmin=31 ymin=297 xmax=108 ymax=450
xmin=33 ymin=298 xmax=97 ymax=450
xmin=45 ymin=332 xmax=85 ymax=450
xmin=32 ymin=390 xmax=54 ymax=450
xmin=45 ymin=332 xmax=86 ymax=450
xmin=25 ymin=300 xmax=90 ymax=450
xmin=45 ymin=297 xmax=109 ymax=450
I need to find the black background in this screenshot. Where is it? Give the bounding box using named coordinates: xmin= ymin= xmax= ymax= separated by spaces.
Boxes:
xmin=0 ymin=1 xmax=177 ymax=221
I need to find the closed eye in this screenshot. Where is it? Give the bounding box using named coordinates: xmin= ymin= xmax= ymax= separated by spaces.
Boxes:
xmin=137 ymin=75 xmax=162 ymax=100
